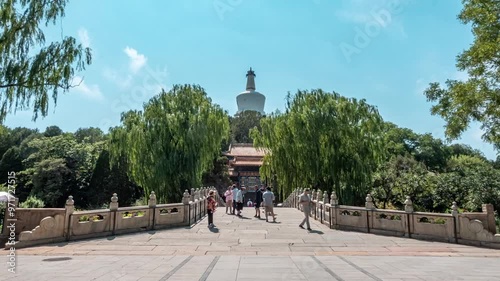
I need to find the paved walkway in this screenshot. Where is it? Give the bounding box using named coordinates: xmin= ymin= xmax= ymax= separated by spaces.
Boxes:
xmin=2 ymin=208 xmax=500 ymax=280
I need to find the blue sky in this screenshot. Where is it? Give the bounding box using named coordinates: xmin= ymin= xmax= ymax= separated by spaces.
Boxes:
xmin=4 ymin=0 xmax=498 ymax=160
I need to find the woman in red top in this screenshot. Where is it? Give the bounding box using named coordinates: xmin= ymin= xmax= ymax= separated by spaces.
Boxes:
xmin=207 ymin=190 xmax=217 ymax=228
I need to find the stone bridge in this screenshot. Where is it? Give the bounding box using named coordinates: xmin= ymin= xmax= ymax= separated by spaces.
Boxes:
xmin=3 ymin=207 xmax=500 ymax=281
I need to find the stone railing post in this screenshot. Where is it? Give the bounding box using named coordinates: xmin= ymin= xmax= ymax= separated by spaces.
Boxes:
xmin=330 ymin=191 xmax=338 ymax=207
xmin=404 ymin=196 xmax=413 ymax=213
xmin=322 ymin=192 xmax=328 ymax=224
xmin=190 ymin=188 xmax=195 ymax=202
xmin=330 ymin=191 xmax=339 ymax=229
xmin=183 ymin=190 xmax=191 ymax=225
xmin=64 ymin=195 xmax=74 ymax=240
xmin=148 ymin=191 xmax=156 ymax=230
xmin=365 ymin=194 xmax=375 ymax=209
xmin=110 ymin=193 xmax=118 ymax=235
xmin=451 ymin=201 xmax=459 ymax=240
xmin=195 ymin=188 xmax=200 ymax=201
xmin=365 ymin=194 xmax=375 ymax=233
xmin=404 ymin=195 xmax=413 ymax=238
xmin=482 ymin=204 xmax=496 ymax=234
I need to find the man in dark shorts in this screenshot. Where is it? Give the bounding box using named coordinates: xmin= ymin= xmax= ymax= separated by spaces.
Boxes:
xmin=254 ymin=185 xmax=263 ymax=218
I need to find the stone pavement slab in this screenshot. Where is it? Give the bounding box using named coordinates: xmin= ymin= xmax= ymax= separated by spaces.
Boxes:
xmin=1 ymin=208 xmax=499 ymax=280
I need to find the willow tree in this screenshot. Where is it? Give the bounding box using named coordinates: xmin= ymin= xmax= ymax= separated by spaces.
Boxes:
xmin=251 ymin=89 xmax=386 ymax=205
xmin=108 ymin=85 xmax=230 ymax=203
xmin=1 ymin=0 xmax=92 ymax=122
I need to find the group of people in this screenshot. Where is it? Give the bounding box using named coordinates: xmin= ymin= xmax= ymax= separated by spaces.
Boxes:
xmin=206 ymin=185 xmax=313 ymax=231
xmin=223 ymin=184 xmax=277 ymax=223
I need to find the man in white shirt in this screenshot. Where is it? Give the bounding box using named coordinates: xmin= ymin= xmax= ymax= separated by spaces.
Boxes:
xmin=234 ymin=186 xmax=243 ymax=216
xmin=299 ymin=188 xmax=312 ymax=230
xmin=262 ymin=187 xmax=276 ymax=222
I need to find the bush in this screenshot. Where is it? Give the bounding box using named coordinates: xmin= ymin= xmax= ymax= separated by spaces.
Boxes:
xmin=20 ymin=195 xmax=45 ymax=208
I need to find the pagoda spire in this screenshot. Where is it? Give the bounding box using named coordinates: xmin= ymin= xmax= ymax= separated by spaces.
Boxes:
xmin=245 ymin=67 xmax=256 ymax=91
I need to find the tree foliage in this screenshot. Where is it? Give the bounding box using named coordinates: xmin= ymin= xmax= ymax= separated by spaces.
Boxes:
xmin=0 ymin=0 xmax=92 ymax=122
xmin=424 ymin=0 xmax=500 ymax=150
xmin=251 ymin=89 xmax=386 ymax=205
xmin=108 ymin=84 xmax=230 ymax=203
xmin=230 ymin=110 xmax=263 ymax=143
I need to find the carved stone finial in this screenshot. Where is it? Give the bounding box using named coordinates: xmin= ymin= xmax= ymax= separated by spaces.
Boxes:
xmin=365 ymin=194 xmax=375 ymax=209
xmin=323 ymin=192 xmax=329 ymax=204
xmin=451 ymin=201 xmax=458 ymax=216
xmin=317 ymin=190 xmax=323 ymax=202
xmin=330 ymin=191 xmax=338 ymax=206
xmin=182 ymin=189 xmax=190 ymax=204
xmin=404 ymin=196 xmax=413 ymax=213
xmin=66 ymin=195 xmax=74 ymax=206
xmin=110 ymin=193 xmax=119 ymax=211
xmin=148 ymin=191 xmax=157 ymax=207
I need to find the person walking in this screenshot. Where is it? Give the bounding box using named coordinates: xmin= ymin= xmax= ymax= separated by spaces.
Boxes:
xmin=234 ymin=186 xmax=243 ymax=217
xmin=231 ymin=184 xmax=238 ymax=215
xmin=207 ymin=190 xmax=218 ymax=228
xmin=224 ymin=186 xmax=233 ymax=214
xmin=254 ymin=185 xmax=263 ymax=218
xmin=299 ymin=188 xmax=312 ymax=230
xmin=262 ymin=187 xmax=276 ymax=222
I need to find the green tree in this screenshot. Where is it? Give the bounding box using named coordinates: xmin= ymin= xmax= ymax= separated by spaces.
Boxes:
xmin=424 ymin=0 xmax=500 ymax=150
xmin=371 ymin=155 xmax=433 ymax=211
xmin=30 ymin=158 xmax=74 ymax=207
xmin=87 ymin=149 xmax=142 ymax=208
xmin=413 ymin=133 xmax=450 ymax=172
xmin=108 ymin=85 xmax=230 ymax=203
xmin=74 ymin=127 xmax=105 ymax=143
xmin=0 ymin=0 xmax=92 ymax=122
xmin=201 ymin=155 xmax=232 ymax=193
xmin=443 ymin=155 xmax=500 ymax=212
xmin=382 ymin=122 xmax=419 ymax=157
xmin=43 ymin=125 xmax=63 ymax=137
xmin=230 ymin=110 xmax=263 ymax=143
xmin=251 ymin=89 xmax=386 ymax=205
xmin=20 ymin=134 xmax=103 ymax=207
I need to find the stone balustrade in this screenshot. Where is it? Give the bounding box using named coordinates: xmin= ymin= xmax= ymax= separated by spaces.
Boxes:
xmin=286 ymin=189 xmax=500 ymax=249
xmin=3 ymin=186 xmax=219 ymax=249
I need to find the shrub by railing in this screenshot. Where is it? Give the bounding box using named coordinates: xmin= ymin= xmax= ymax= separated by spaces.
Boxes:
xmin=286 ymin=188 xmax=500 ymax=249
xmin=2 ymin=187 xmax=218 ymax=249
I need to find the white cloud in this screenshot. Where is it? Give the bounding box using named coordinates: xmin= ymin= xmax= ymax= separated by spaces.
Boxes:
xmin=73 ymin=76 xmax=104 ymax=101
xmin=124 ymin=47 xmax=147 ymax=73
xmin=78 ymin=28 xmax=91 ymax=48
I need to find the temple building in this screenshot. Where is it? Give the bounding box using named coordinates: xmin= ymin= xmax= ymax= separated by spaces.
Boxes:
xmin=224 ymin=68 xmax=268 ymax=201
xmin=224 ymin=143 xmax=266 ymax=201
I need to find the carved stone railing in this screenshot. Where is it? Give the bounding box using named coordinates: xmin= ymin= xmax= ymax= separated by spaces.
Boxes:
xmin=3 ymin=186 xmax=219 ymax=249
xmin=289 ymin=189 xmax=500 ymax=249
